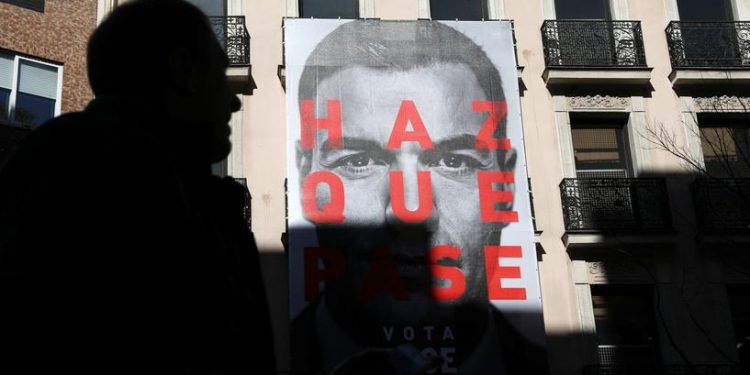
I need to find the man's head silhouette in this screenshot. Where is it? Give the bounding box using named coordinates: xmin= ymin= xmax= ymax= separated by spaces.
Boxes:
xmin=87 ymin=0 xmax=240 ymax=163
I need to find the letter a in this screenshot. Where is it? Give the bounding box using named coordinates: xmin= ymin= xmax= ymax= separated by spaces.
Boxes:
xmin=387 ymin=100 xmax=434 ymax=149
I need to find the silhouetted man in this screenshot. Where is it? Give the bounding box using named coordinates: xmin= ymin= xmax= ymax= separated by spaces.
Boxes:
xmin=0 ymin=1 xmax=275 ymax=374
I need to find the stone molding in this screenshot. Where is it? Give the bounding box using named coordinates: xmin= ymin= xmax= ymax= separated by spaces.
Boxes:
xmin=568 ymin=95 xmax=631 ymax=110
xmin=694 ymin=95 xmax=750 ymax=112
xmin=587 ymin=260 xmax=651 ymax=284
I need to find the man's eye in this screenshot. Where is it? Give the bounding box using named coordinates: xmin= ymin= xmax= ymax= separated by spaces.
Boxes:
xmin=333 ymin=154 xmax=381 ymax=168
xmin=324 ymin=153 xmax=389 ymax=179
xmin=437 ymin=154 xmax=481 ymax=169
xmin=345 ymin=154 xmax=373 ymax=167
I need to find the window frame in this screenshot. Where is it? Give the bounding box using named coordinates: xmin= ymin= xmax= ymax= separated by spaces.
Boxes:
xmin=0 ymin=0 xmax=45 ymax=13
xmin=570 ymin=113 xmax=633 ymax=178
xmin=0 ymin=52 xmax=63 ymax=128
xmin=697 ymin=114 xmax=750 ymax=178
xmin=298 ymin=0 xmax=359 ymax=19
xmin=554 ymin=0 xmax=612 ymax=20
xmin=429 ymin=0 xmax=489 ymax=21
xmin=589 ymin=284 xmax=662 ymax=367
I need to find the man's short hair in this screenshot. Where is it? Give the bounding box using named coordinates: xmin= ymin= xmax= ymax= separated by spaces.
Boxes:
xmin=298 ymin=20 xmax=506 ymax=139
xmin=88 ymin=0 xmax=216 ymax=96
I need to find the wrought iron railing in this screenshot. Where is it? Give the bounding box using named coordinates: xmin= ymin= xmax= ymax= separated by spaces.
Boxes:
xmin=666 ymin=21 xmax=750 ymax=68
xmin=692 ymin=178 xmax=750 ymax=231
xmin=209 ymin=16 xmax=250 ymax=66
xmin=235 ymin=177 xmax=252 ymax=228
xmin=560 ymin=178 xmax=671 ymax=232
xmin=582 ymin=364 xmax=743 ymax=375
xmin=542 ymin=20 xmax=647 ymax=67
xmin=597 ymin=345 xmax=659 ymax=368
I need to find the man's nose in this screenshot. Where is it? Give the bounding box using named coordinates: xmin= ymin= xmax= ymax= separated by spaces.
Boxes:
xmin=385 ymin=159 xmax=438 ymax=230
xmin=230 ymin=95 xmax=242 ymax=113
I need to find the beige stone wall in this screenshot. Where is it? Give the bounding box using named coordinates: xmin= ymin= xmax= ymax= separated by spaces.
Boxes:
xmin=0 ymin=0 xmax=97 ymax=114
xmin=222 ymin=0 xmax=750 ymax=373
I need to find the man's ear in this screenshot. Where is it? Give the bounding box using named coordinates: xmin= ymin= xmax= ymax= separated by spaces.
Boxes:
xmin=501 ymin=147 xmax=517 ymax=211
xmin=296 ymin=140 xmax=313 ymax=179
xmin=167 ymin=46 xmax=198 ymax=94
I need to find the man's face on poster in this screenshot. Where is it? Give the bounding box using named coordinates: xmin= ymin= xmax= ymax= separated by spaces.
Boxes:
xmin=298 ymin=62 xmax=513 ymax=326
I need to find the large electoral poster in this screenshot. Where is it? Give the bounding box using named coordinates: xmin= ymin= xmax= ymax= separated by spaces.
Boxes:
xmin=285 ymin=19 xmax=547 ymax=375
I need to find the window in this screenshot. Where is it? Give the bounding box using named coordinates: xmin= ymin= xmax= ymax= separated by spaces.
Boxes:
xmin=699 ymin=116 xmax=750 ymax=178
xmin=676 ymin=0 xmax=738 ymax=67
xmin=0 ymin=0 xmax=44 ymax=12
xmin=571 ymin=115 xmax=631 ymax=178
xmin=677 ymin=0 xmax=732 ymax=21
xmin=727 ymin=285 xmax=750 ymax=368
xmin=551 ymin=0 xmax=619 ymax=67
xmin=0 ymin=52 xmax=62 ymax=127
xmin=299 ymin=0 xmax=358 ymax=19
xmin=430 ymin=0 xmax=487 ymax=21
xmin=185 ymin=0 xmax=226 ymax=17
xmin=591 ymin=285 xmax=660 ymax=367
xmin=555 ymin=0 xmax=610 ymax=20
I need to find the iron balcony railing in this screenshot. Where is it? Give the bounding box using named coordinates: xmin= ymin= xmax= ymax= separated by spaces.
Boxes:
xmin=582 ymin=364 xmax=743 ymax=375
xmin=235 ymin=177 xmax=252 ymax=228
xmin=542 ymin=20 xmax=647 ymax=67
xmin=692 ymin=178 xmax=750 ymax=232
xmin=666 ymin=21 xmax=750 ymax=68
xmin=209 ymin=16 xmax=250 ymax=66
xmin=560 ymin=178 xmax=672 ymax=232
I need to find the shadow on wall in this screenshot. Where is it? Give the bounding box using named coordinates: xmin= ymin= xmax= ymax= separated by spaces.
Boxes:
xmin=263 ymin=169 xmax=750 ymax=374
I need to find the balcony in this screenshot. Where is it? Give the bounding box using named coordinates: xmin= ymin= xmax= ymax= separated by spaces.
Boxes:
xmin=560 ymin=179 xmax=672 ymax=245
xmin=666 ymin=21 xmax=750 ymax=88
xmin=209 ymin=16 xmax=256 ymax=94
xmin=235 ymin=177 xmax=252 ymax=228
xmin=582 ymin=364 xmax=743 ymax=375
xmin=692 ymin=178 xmax=750 ymax=233
xmin=541 ymin=20 xmax=651 ymax=88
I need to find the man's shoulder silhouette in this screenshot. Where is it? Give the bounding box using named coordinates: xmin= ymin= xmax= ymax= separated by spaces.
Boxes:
xmin=0 ymin=1 xmax=275 ymax=374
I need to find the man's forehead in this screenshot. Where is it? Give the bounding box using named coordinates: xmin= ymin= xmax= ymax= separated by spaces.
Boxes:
xmin=313 ymin=63 xmax=487 ymax=101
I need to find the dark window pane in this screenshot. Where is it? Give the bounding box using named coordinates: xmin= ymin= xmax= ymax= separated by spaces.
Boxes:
xmin=0 ymin=0 xmax=44 ymax=13
xmin=15 ymin=92 xmax=54 ymax=126
xmin=591 ymin=285 xmax=660 ymax=366
xmin=185 ymin=0 xmax=226 ymax=17
xmin=0 ymin=88 xmax=9 ymax=121
xmin=700 ymin=126 xmax=750 ymax=178
xmin=677 ymin=0 xmax=732 ymax=21
xmin=299 ymin=0 xmax=358 ymax=18
xmin=430 ymin=0 xmax=486 ymax=20
xmin=728 ymin=286 xmax=750 ymax=369
xmin=555 ymin=0 xmax=609 ymax=20
xmin=571 ymin=116 xmax=631 ymax=177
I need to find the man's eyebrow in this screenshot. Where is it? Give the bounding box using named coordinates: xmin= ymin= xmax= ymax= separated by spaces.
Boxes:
xmin=433 ymin=134 xmax=477 ymax=152
xmin=320 ymin=137 xmax=385 ymax=154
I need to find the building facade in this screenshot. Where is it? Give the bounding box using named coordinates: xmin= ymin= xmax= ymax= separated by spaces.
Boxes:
xmin=12 ymin=0 xmax=750 ymax=374
xmin=0 ymin=0 xmax=99 ymax=162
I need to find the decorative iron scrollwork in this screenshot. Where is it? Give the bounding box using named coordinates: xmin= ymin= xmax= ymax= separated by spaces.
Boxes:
xmin=209 ymin=16 xmax=251 ymax=66
xmin=559 ymin=178 xmax=671 ymax=232
xmin=692 ymin=178 xmax=750 ymax=232
xmin=666 ymin=21 xmax=750 ymax=68
xmin=542 ymin=20 xmax=647 ymax=67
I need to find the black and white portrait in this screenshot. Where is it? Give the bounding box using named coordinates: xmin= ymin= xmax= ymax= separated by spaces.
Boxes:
xmin=285 ymin=19 xmax=547 ymax=375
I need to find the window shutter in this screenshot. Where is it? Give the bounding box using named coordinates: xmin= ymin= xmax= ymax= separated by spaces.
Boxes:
xmin=0 ymin=0 xmax=45 ymax=13
xmin=18 ymin=60 xmax=58 ymax=99
xmin=0 ymin=54 xmax=13 ymax=89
